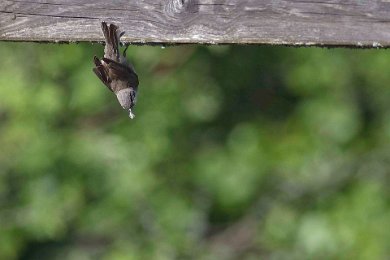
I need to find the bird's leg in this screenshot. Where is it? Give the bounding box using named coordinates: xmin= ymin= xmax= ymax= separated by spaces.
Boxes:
xmin=123 ymin=44 xmax=129 ymax=58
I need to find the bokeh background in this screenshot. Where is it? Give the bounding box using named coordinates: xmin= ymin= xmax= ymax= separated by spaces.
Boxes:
xmin=0 ymin=42 xmax=389 ymax=259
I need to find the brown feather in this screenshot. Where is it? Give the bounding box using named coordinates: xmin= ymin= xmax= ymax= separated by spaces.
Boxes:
xmin=102 ymin=58 xmax=139 ymax=86
xmin=93 ymin=56 xmax=101 ymax=66
xmin=109 ymin=24 xmax=119 ymax=60
xmin=93 ymin=56 xmax=112 ymax=91
xmin=101 ymin=22 xmax=110 ymax=43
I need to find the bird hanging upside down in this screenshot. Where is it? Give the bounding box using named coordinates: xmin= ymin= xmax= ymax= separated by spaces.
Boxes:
xmin=93 ymin=21 xmax=139 ymax=119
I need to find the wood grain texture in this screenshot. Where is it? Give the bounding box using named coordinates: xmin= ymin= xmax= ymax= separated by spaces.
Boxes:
xmin=1 ymin=0 xmax=390 ymax=47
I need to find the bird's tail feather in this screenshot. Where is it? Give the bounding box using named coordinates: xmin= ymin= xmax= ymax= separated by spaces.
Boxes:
xmin=101 ymin=21 xmax=122 ymax=62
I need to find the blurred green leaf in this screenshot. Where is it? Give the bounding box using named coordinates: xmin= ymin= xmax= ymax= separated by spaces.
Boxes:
xmin=0 ymin=43 xmax=389 ymax=260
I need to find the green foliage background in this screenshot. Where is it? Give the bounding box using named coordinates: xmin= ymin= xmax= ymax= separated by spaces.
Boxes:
xmin=0 ymin=42 xmax=389 ymax=259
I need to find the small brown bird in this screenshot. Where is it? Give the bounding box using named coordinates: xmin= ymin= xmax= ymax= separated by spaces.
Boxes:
xmin=93 ymin=21 xmax=139 ymax=119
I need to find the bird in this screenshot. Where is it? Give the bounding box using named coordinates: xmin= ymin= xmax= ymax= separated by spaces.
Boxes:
xmin=93 ymin=21 xmax=139 ymax=119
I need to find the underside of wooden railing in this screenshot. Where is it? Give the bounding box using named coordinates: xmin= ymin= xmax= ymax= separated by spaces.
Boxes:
xmin=1 ymin=0 xmax=390 ymax=47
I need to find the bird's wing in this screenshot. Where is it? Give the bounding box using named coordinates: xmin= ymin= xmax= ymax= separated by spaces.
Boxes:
xmin=102 ymin=58 xmax=139 ymax=87
xmin=93 ymin=56 xmax=113 ymax=92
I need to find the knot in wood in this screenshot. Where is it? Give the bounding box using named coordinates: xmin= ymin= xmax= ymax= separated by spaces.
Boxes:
xmin=171 ymin=0 xmax=187 ymax=13
xmin=165 ymin=0 xmax=197 ymax=15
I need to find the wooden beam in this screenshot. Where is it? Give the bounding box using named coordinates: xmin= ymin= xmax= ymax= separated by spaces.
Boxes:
xmin=1 ymin=0 xmax=390 ymax=47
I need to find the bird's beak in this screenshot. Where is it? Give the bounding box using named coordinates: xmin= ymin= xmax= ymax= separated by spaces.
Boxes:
xmin=129 ymin=109 xmax=135 ymax=119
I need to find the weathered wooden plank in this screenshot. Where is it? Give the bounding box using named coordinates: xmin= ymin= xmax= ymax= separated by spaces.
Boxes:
xmin=1 ymin=0 xmax=390 ymax=47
